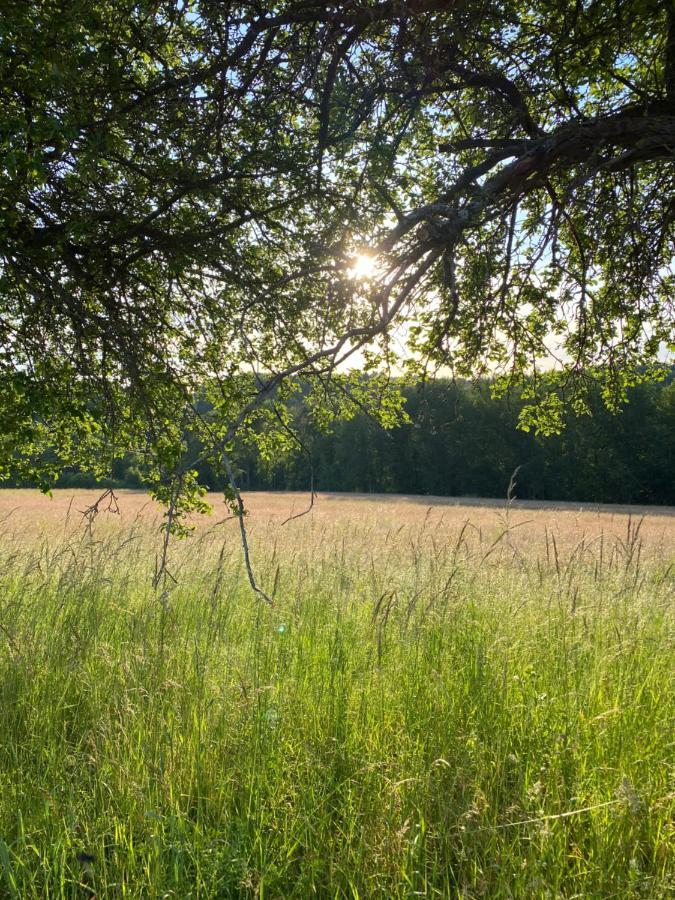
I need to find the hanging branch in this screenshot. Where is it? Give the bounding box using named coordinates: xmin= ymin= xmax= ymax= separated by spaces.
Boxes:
xmin=153 ymin=477 xmax=181 ymax=590
xmin=222 ymin=452 xmax=273 ymax=605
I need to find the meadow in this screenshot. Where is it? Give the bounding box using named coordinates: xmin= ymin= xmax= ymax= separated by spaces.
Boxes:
xmin=0 ymin=489 xmax=673 ymax=898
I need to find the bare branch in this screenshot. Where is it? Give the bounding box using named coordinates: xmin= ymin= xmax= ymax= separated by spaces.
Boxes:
xmin=222 ymin=452 xmax=273 ymax=605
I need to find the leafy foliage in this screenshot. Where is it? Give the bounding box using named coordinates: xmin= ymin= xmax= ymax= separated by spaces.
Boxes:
xmin=1 ymin=1 xmax=673 ymax=520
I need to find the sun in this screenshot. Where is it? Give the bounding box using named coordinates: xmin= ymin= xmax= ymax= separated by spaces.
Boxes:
xmin=349 ymin=252 xmax=377 ymax=281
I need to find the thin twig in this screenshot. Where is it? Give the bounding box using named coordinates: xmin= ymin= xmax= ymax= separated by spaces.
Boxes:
xmin=222 ymin=452 xmax=272 ymax=604
xmin=152 ymin=478 xmax=180 ymax=589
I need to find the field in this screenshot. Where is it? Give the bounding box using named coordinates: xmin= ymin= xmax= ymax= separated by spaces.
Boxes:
xmin=0 ymin=489 xmax=673 ymax=898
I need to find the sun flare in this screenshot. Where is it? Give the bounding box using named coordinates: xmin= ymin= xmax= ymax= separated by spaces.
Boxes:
xmin=349 ymin=252 xmax=377 ymax=280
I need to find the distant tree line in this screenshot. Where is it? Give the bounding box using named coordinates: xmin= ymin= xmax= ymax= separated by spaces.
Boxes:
xmin=42 ymin=375 xmax=675 ymax=506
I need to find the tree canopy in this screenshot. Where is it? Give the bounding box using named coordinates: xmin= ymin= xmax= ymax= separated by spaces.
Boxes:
xmin=2 ymin=0 xmax=674 ymax=523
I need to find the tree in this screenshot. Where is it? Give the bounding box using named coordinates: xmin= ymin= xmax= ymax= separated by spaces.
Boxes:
xmin=1 ymin=1 xmax=673 ymax=530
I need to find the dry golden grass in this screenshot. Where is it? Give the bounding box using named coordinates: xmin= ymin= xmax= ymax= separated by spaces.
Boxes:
xmin=1 ymin=487 xmax=673 ymax=564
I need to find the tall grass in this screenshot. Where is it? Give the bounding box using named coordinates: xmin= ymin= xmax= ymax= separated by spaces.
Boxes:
xmin=0 ymin=504 xmax=672 ymax=897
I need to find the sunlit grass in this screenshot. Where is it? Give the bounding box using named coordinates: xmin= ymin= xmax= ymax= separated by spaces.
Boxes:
xmin=0 ymin=496 xmax=673 ymax=897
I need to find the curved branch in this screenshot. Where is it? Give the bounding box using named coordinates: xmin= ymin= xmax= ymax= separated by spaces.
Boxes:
xmin=385 ymin=103 xmax=675 ymax=253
